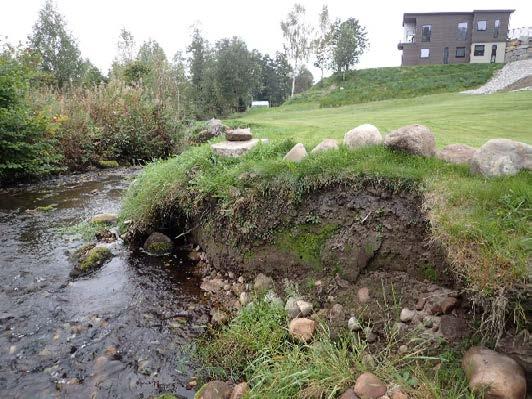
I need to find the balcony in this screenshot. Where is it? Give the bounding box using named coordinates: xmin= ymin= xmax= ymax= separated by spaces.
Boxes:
xmin=398 ymin=24 xmax=416 ymax=50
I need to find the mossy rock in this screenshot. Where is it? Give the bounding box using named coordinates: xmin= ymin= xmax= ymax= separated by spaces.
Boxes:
xmin=71 ymin=245 xmax=112 ymax=277
xmin=143 ymin=232 xmax=174 ymax=256
xmin=90 ymin=213 xmax=118 ymax=224
xmin=98 ymin=160 xmax=120 ymax=169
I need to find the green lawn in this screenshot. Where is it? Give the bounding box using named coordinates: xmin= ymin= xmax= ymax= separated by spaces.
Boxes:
xmin=236 ymin=91 xmax=532 ymax=148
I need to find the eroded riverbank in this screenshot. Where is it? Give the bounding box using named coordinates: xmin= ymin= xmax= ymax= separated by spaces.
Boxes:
xmin=0 ymin=169 xmax=208 ymax=398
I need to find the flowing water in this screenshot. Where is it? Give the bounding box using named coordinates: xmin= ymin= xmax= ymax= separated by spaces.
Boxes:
xmin=0 ymin=169 xmax=208 ymax=399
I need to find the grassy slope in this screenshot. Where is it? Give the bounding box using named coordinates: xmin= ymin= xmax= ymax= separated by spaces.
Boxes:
xmin=287 ymin=64 xmax=502 ymax=108
xmin=237 ymin=91 xmax=532 ymax=148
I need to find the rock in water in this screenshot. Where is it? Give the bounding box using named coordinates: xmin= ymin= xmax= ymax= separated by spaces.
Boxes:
xmin=436 ymin=144 xmax=477 ymax=164
xmin=470 ymin=139 xmax=531 ymax=177
xmin=196 ymin=380 xmax=233 ymax=399
xmin=311 ymin=139 xmax=339 ymax=153
xmin=90 ymin=213 xmax=117 ymax=224
xmin=284 ymin=143 xmax=308 ymax=162
xmin=226 ymin=128 xmax=252 ymax=141
xmin=289 ymin=318 xmax=316 ymax=342
xmin=462 ymin=346 xmax=526 ymax=399
xmin=143 ymin=232 xmax=173 ymax=255
xmin=353 ymin=372 xmax=387 ymax=399
xmin=344 ymin=124 xmax=383 ymax=149
xmin=384 ymin=124 xmax=436 ymax=157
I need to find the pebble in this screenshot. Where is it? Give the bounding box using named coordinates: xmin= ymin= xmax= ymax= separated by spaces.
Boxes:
xmin=239 ymin=292 xmax=251 ymax=306
xmin=398 ymin=344 xmax=408 ymax=354
xmin=364 ymin=326 xmax=376 ymax=343
xmin=348 ymin=316 xmax=362 ymax=332
xmin=357 ymin=287 xmax=370 ymax=303
xmin=296 ymin=300 xmax=313 ymax=317
xmin=400 ymin=308 xmax=415 ymax=323
xmin=285 ymin=297 xmax=300 ymax=319
xmin=415 ymin=297 xmax=426 ymax=310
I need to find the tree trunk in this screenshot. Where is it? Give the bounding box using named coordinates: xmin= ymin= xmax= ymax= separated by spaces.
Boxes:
xmin=291 ymin=74 xmax=296 ymax=97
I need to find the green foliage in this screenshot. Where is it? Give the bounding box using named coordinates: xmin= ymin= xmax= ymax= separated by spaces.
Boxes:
xmin=330 ymin=17 xmax=368 ymax=76
xmin=287 ymin=63 xmax=502 ymax=107
xmin=0 ymin=50 xmax=61 ymax=183
xmin=293 ymin=65 xmax=314 ymax=95
xmin=60 ymin=220 xmax=108 ymax=241
xmin=251 ymin=52 xmax=292 ymax=106
xmin=97 ymin=160 xmax=120 ymax=169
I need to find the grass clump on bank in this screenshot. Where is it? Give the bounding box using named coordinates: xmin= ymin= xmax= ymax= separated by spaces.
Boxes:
xmin=196 ymin=297 xmax=476 ymax=399
xmin=286 ymin=64 xmax=502 ymax=108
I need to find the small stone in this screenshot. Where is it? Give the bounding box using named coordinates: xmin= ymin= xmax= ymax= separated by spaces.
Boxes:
xmin=415 ymin=297 xmax=426 ymax=311
xmin=362 ymin=353 xmax=376 ymax=369
xmin=237 ymin=276 xmax=245 ymax=283
xmin=353 ymin=372 xmax=387 ymax=399
xmin=440 ymin=315 xmax=468 ymax=340
xmin=186 ymin=379 xmax=198 ymax=389
xmin=230 ymin=382 xmax=250 ymax=399
xmin=329 ymin=304 xmax=345 ymax=322
xmin=311 ymin=138 xmax=339 ymax=154
xmin=223 ymin=284 xmax=231 ymax=291
xmin=348 ymin=316 xmax=362 ymax=332
xmin=284 ymin=143 xmax=308 ymax=162
xmin=254 ymin=273 xmax=273 ymax=291
xmin=422 ymin=316 xmax=433 ymax=328
xmin=440 ymin=297 xmax=458 ymax=314
xmin=357 ymin=287 xmax=370 ymax=303
xmin=430 ymin=303 xmax=442 ymax=315
xmin=398 ymin=344 xmax=408 ymax=354
xmin=228 ymin=272 xmax=235 ymax=279
xmin=285 ymin=297 xmax=300 ymax=319
xmin=90 ymin=213 xmax=117 ymax=224
xmin=364 ymin=326 xmax=376 ymax=343
xmin=289 ymin=318 xmax=316 ymax=342
xmin=196 ymin=380 xmax=233 ymax=399
xmin=296 ymin=300 xmax=313 ymax=317
xmin=400 ymin=308 xmax=415 ymax=323
xmin=338 ymin=388 xmax=360 ymax=399
xmin=201 ymin=278 xmax=225 ymax=293
xmin=265 ymin=290 xmax=283 ymax=307
xmin=391 ymin=390 xmax=408 ymax=399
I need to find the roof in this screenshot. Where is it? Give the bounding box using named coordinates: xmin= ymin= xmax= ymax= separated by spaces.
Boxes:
xmin=403 ymin=9 xmax=514 ymax=23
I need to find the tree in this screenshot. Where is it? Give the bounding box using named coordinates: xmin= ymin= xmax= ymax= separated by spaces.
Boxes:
xmin=187 ymin=27 xmax=211 ymax=117
xmin=116 ymin=28 xmax=136 ymax=64
xmin=281 ymin=4 xmax=313 ymax=97
xmin=28 ymin=0 xmax=84 ymax=88
xmin=294 ymin=65 xmax=313 ymax=94
xmin=313 ymin=5 xmax=334 ymax=81
xmin=331 ymin=18 xmax=368 ymax=79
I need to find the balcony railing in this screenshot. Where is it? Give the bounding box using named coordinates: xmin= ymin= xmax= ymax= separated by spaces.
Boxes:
xmin=509 ymin=27 xmax=532 ymax=39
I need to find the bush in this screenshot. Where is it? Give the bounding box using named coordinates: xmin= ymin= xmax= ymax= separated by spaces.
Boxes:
xmin=0 ymin=51 xmax=61 ymax=183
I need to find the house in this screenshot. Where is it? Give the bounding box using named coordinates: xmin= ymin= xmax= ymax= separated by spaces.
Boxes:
xmin=251 ymin=100 xmax=270 ymax=108
xmin=398 ymin=10 xmax=514 ymax=65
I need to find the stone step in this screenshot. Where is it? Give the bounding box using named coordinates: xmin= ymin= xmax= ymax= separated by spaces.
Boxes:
xmin=211 ymin=139 xmax=269 ymax=157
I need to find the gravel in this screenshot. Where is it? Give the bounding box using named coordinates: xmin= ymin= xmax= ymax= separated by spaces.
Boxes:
xmin=462 ymin=59 xmax=532 ymax=94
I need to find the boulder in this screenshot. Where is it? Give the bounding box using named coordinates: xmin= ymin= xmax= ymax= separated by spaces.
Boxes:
xmin=311 ymin=139 xmax=339 ymax=154
xmin=211 ymin=139 xmax=269 ymax=157
xmin=196 ymin=380 xmax=233 ymax=399
xmin=436 ymin=144 xmax=477 ymax=164
xmin=384 ymin=124 xmax=436 ymax=157
xmin=462 ymin=346 xmax=526 ymax=399
xmin=284 ymin=143 xmax=308 ymax=162
xmin=206 ymin=118 xmax=226 ymax=137
xmin=90 ymin=213 xmax=117 ymax=224
xmin=289 ymin=318 xmax=316 ymax=342
xmin=72 ymin=245 xmax=113 ymax=277
xmin=470 ymin=139 xmax=532 ymax=177
xmin=143 ymin=232 xmax=173 ymax=255
xmin=344 ymin=124 xmax=383 ymax=149
xmin=230 ymin=382 xmax=250 ymax=399
xmin=254 ymin=273 xmax=273 ymax=291
xmin=226 ymin=128 xmax=252 ymax=141
xmin=353 ymin=372 xmax=387 ymax=399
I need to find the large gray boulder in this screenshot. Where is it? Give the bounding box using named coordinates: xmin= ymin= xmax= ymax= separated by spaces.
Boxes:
xmin=284 ymin=143 xmax=308 ymax=162
xmin=311 ymin=139 xmax=339 ymax=154
xmin=384 ymin=124 xmax=436 ymax=157
xmin=470 ymin=139 xmax=531 ymax=177
xmin=437 ymin=144 xmax=477 ymax=164
xmin=344 ymin=124 xmax=382 ymax=149
xmin=462 ymin=346 xmax=526 ymax=399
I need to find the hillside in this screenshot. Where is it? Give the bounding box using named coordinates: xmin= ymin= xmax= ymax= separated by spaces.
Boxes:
xmin=286 ymin=64 xmax=502 ymax=108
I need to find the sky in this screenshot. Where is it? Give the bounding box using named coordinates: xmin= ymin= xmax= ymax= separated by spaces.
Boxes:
xmin=1 ymin=0 xmax=531 ymax=78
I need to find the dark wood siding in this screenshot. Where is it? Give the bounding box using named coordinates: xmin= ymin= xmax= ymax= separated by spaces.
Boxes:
xmin=471 ymin=11 xmax=512 ymax=43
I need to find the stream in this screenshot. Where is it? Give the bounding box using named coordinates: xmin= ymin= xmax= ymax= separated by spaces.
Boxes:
xmin=0 ymin=168 xmax=207 ymax=399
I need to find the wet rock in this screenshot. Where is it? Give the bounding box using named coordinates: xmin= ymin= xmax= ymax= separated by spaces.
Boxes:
xmin=384 ymin=124 xmax=436 ymax=157
xmin=311 ymin=138 xmax=339 ymax=154
xmin=143 ymin=232 xmax=173 ymax=255
xmin=226 ymin=128 xmax=252 ymax=141
xmin=90 ymin=213 xmax=117 ymax=224
xmin=339 ymin=388 xmax=360 ymax=399
xmin=462 ymin=346 xmax=526 ymax=399
xmin=196 ymin=380 xmax=233 ymax=399
xmin=284 ymin=143 xmax=308 ymax=162
xmin=471 ymin=139 xmax=531 ymax=177
xmin=230 ymin=382 xmax=250 ymax=399
xmin=296 ymin=300 xmax=313 ymax=317
xmin=400 ymin=308 xmax=415 ymax=323
xmin=357 ymin=287 xmax=370 ymax=304
xmin=289 ymin=318 xmax=316 ymax=342
xmin=254 ymin=273 xmax=273 ymax=291
xmin=348 ymin=316 xmax=362 ymax=332
xmin=72 ymin=245 xmax=112 ymax=276
xmin=285 ymin=297 xmax=300 ymax=319
xmin=353 ymin=372 xmax=387 ymax=399
xmin=440 ymin=315 xmax=468 ymax=340
xmin=344 ymin=124 xmax=383 ymax=149
xmin=436 ymin=144 xmax=477 ymax=164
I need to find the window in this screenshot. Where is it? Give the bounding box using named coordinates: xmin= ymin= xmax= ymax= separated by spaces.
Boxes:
xmin=474 ymin=45 xmax=485 ymax=56
xmin=457 ymin=22 xmax=468 ymax=40
xmin=421 ymin=25 xmax=432 ymax=42
xmin=477 ymin=20 xmax=487 ymax=31
xmin=420 ymin=48 xmax=430 ymax=58
xmin=456 ymin=47 xmax=466 ymax=58
xmin=494 ymin=19 xmax=500 ymax=38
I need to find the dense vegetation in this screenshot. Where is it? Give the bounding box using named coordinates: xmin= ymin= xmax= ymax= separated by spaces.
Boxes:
xmin=287 ymin=64 xmax=502 ymax=107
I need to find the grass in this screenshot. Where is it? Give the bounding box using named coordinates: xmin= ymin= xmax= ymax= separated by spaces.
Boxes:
xmin=196 ymin=297 xmax=476 ymax=399
xmin=234 ymin=91 xmax=532 ymax=149
xmin=286 ymin=64 xmax=502 ymax=108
